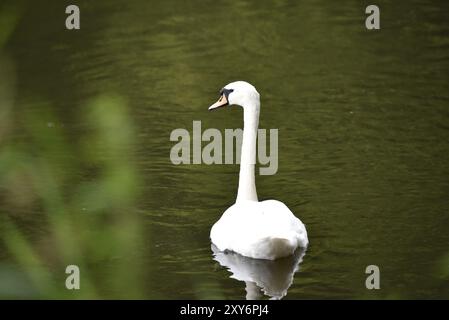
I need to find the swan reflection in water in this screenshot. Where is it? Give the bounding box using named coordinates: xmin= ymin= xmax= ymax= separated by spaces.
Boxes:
xmin=212 ymin=245 xmax=306 ymax=300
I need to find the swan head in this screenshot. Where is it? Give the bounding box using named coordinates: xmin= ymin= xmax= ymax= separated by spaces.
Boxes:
xmin=208 ymin=81 xmax=260 ymax=111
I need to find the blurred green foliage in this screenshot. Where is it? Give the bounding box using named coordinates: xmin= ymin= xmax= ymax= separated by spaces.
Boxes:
xmin=0 ymin=3 xmax=144 ymax=298
xmin=0 ymin=96 xmax=145 ymax=298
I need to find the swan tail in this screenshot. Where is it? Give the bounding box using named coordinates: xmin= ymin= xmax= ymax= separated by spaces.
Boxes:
xmin=252 ymin=237 xmax=296 ymax=260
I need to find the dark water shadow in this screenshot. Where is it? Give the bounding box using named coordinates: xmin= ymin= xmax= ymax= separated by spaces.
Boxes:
xmin=212 ymin=245 xmax=306 ymax=300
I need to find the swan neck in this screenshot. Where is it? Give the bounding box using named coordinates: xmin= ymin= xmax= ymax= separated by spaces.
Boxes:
xmin=236 ymin=99 xmax=259 ymax=203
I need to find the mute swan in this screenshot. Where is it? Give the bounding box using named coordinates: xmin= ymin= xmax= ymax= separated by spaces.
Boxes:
xmin=208 ymin=81 xmax=308 ymax=260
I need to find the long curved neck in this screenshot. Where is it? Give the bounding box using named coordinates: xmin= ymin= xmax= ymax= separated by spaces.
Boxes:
xmin=236 ymin=99 xmax=259 ymax=203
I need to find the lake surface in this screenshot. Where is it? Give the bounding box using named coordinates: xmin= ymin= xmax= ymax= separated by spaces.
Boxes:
xmin=1 ymin=0 xmax=448 ymax=299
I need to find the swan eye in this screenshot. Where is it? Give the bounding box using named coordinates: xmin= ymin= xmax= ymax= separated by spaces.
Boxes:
xmin=220 ymin=88 xmax=234 ymax=101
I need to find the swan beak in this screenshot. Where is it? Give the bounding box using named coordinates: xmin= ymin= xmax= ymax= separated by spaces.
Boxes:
xmin=208 ymin=94 xmax=228 ymax=111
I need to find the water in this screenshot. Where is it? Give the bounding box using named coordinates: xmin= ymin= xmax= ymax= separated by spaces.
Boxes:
xmin=1 ymin=0 xmax=449 ymax=299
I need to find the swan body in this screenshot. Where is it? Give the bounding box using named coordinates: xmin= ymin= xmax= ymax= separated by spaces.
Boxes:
xmin=208 ymin=81 xmax=308 ymax=260
xmin=211 ymin=200 xmax=308 ymax=260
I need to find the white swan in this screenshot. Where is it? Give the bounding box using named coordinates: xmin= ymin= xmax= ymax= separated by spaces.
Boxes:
xmin=208 ymin=81 xmax=308 ymax=260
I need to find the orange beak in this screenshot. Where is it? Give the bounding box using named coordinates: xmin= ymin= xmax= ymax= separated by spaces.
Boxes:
xmin=208 ymin=94 xmax=229 ymax=111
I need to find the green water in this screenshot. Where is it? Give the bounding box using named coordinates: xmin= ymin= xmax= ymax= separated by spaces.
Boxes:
xmin=0 ymin=0 xmax=448 ymax=299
